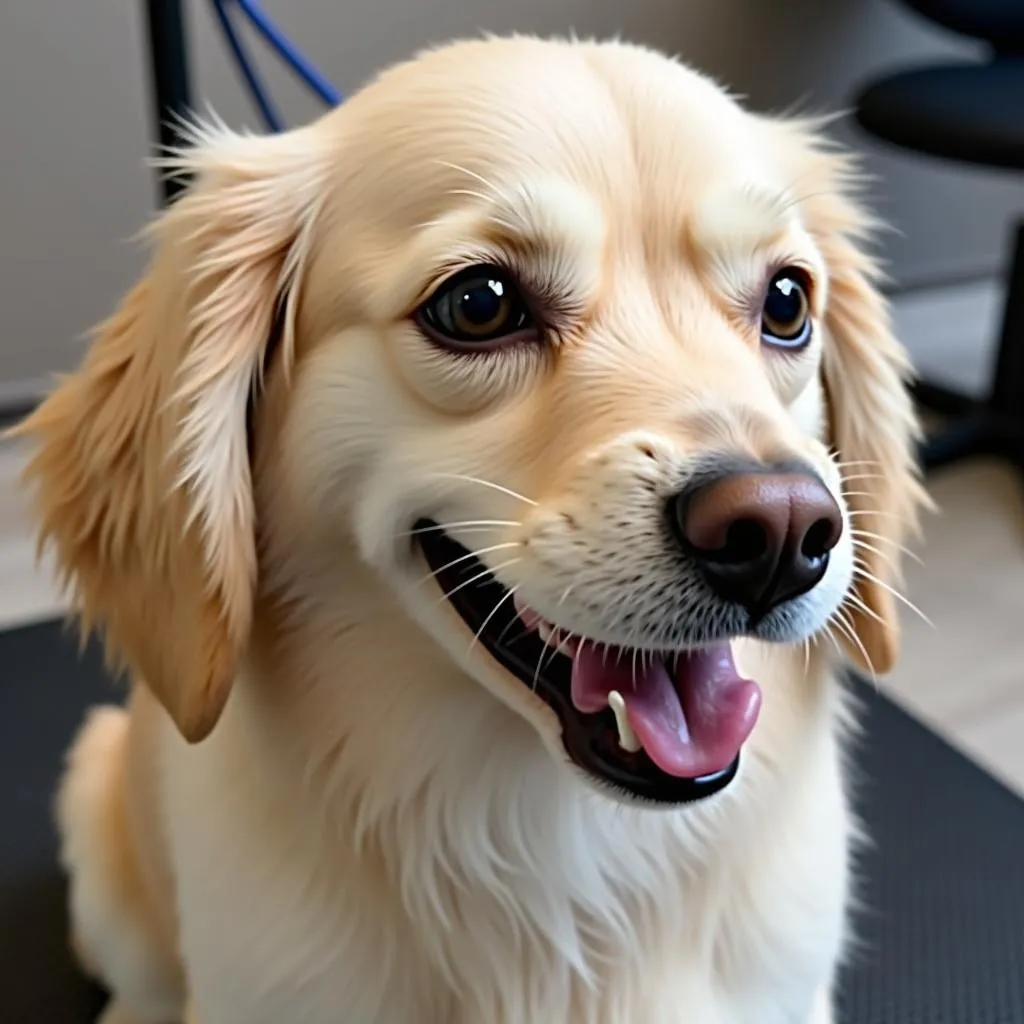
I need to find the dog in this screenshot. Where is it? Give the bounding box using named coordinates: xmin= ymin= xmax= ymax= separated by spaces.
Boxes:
xmin=17 ymin=35 xmax=924 ymax=1024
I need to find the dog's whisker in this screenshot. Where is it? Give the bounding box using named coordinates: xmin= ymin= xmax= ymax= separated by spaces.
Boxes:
xmin=447 ymin=187 xmax=493 ymax=206
xmin=400 ymin=519 xmax=521 ymax=538
xmin=413 ymin=217 xmax=447 ymax=232
xmin=532 ymin=627 xmax=556 ymax=694
xmin=431 ymin=473 xmax=538 ymax=507
xmin=413 ymin=542 xmax=521 ymax=590
xmin=415 ymin=524 xmax=516 ymax=538
xmin=819 ymin=620 xmax=842 ymax=656
xmin=434 ymin=159 xmax=514 ymax=206
xmin=842 ymin=589 xmax=887 ymax=628
xmin=435 ymin=558 xmax=521 ymax=607
xmin=494 ymin=602 xmax=535 ymax=648
xmin=468 ymin=586 xmax=520 ymax=655
xmin=828 ymin=608 xmax=877 ymax=685
xmin=848 ymin=525 xmax=901 ymax=543
xmin=851 ymin=564 xmax=933 ymax=628
xmin=539 ymin=628 xmax=573 ymax=677
xmin=850 ymin=535 xmax=900 ymax=571
xmin=846 ymin=507 xmax=912 ymax=526
xmin=849 ymin=527 xmax=922 ymax=565
xmin=837 ymin=607 xmax=877 ymax=683
xmin=484 ymin=213 xmax=522 ymax=235
xmin=851 ymin=533 xmax=921 ymax=570
xmin=557 ymin=584 xmax=576 ymax=609
xmin=819 ymin=621 xmax=849 ymax=668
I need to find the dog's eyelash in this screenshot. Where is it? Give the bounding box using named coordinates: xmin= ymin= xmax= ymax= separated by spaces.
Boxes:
xmin=415 ymin=257 xmax=580 ymax=343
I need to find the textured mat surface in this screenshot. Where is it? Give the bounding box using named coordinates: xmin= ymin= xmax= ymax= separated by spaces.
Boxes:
xmin=1 ymin=618 xmax=1023 ymax=1022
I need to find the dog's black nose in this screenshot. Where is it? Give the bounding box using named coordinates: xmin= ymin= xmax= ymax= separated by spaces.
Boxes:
xmin=667 ymin=465 xmax=843 ymax=619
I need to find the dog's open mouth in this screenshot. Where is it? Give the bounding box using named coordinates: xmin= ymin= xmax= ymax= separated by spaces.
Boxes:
xmin=416 ymin=520 xmax=762 ymax=804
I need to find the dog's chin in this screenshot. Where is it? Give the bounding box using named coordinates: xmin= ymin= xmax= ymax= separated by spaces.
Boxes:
xmin=412 ymin=519 xmax=773 ymax=807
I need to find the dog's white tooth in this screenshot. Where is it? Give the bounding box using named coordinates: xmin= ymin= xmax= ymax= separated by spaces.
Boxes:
xmin=555 ymin=636 xmax=575 ymax=657
xmin=607 ymin=691 xmax=642 ymax=754
xmin=537 ymin=621 xmax=554 ymax=643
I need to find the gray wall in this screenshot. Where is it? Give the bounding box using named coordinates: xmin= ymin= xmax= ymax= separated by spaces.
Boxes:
xmin=1 ymin=0 xmax=1021 ymax=403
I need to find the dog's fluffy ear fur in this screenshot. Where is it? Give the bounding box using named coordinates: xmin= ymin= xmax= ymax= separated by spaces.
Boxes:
xmin=16 ymin=122 xmax=326 ymax=742
xmin=783 ymin=124 xmax=927 ymax=675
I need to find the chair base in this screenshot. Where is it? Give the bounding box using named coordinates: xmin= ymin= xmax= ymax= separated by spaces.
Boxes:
xmin=915 ymin=392 xmax=1024 ymax=479
xmin=913 ymin=220 xmax=1024 ymax=491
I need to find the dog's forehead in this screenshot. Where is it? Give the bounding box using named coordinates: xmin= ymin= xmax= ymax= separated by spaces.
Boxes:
xmin=325 ymin=39 xmax=784 ymax=223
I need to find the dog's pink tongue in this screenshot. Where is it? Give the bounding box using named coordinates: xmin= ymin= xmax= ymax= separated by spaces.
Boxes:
xmin=571 ymin=642 xmax=762 ymax=778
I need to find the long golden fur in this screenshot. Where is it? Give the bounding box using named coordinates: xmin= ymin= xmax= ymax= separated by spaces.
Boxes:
xmin=17 ymin=37 xmax=923 ymax=1023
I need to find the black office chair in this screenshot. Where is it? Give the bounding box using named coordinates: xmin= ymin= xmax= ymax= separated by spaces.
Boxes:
xmin=853 ymin=1 xmax=1024 ymax=482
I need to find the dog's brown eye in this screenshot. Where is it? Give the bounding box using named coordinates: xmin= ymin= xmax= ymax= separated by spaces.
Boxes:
xmin=417 ymin=265 xmax=535 ymax=349
xmin=761 ymin=269 xmax=811 ymax=349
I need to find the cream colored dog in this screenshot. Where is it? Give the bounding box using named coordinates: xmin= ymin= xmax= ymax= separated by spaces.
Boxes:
xmin=18 ymin=36 xmax=923 ymax=1024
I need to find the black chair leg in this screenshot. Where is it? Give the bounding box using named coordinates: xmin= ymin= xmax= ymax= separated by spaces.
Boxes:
xmin=144 ymin=0 xmax=193 ymax=205
xmin=989 ymin=222 xmax=1024 ymax=430
xmin=918 ymin=415 xmax=987 ymax=471
xmin=911 ymin=379 xmax=978 ymax=418
xmin=914 ymin=220 xmax=1024 ymax=491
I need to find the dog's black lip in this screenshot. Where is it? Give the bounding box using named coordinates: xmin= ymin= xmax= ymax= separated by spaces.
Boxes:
xmin=414 ymin=518 xmax=739 ymax=805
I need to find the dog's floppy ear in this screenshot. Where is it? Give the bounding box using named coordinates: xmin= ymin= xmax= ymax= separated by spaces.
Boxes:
xmin=15 ymin=121 xmax=327 ymax=741
xmin=792 ymin=134 xmax=927 ymax=675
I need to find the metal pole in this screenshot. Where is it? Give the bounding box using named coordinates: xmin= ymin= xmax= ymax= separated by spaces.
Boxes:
xmin=143 ymin=0 xmax=193 ymax=205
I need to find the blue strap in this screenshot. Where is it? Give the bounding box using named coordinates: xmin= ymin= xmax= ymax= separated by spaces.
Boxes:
xmin=210 ymin=0 xmax=342 ymax=132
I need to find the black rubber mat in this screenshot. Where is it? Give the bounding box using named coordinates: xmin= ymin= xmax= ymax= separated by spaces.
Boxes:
xmin=1 ymin=617 xmax=1023 ymax=1022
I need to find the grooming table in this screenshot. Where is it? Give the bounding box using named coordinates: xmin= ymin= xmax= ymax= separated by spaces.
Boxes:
xmin=1 ymin=618 xmax=1023 ymax=1022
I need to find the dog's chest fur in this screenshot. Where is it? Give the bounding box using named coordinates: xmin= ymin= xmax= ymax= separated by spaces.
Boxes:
xmin=160 ymin=635 xmax=849 ymax=1024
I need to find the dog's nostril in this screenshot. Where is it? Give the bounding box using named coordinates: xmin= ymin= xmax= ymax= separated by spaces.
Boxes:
xmin=721 ymin=519 xmax=770 ymax=564
xmin=669 ymin=462 xmax=843 ymax=615
xmin=801 ymin=518 xmax=836 ymax=560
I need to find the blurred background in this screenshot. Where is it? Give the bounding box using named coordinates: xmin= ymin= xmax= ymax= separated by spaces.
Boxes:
xmin=0 ymin=0 xmax=1021 ymax=783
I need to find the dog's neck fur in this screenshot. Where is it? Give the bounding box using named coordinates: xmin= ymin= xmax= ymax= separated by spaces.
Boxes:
xmin=238 ymin=540 xmax=839 ymax=1021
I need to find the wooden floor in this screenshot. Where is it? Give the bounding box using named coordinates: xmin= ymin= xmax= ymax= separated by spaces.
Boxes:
xmin=2 ymin=325 xmax=1022 ymax=794
xmin=884 ymin=459 xmax=1024 ymax=795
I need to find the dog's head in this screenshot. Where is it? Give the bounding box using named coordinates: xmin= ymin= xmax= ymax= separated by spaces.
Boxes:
xmin=19 ymin=38 xmax=923 ymax=804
